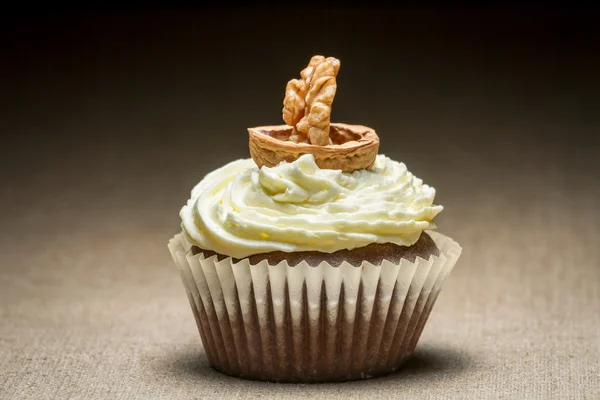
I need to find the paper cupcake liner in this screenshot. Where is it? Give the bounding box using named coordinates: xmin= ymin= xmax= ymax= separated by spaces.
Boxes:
xmin=168 ymin=232 xmax=461 ymax=382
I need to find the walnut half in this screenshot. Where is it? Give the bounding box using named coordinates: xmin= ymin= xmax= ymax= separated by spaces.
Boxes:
xmin=281 ymin=56 xmax=340 ymax=146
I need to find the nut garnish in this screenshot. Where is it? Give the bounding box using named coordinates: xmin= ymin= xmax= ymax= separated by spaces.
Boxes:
xmin=249 ymin=56 xmax=380 ymax=172
xmin=282 ymin=56 xmax=340 ymax=145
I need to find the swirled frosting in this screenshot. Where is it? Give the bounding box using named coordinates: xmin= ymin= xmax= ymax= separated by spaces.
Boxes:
xmin=180 ymin=154 xmax=443 ymax=258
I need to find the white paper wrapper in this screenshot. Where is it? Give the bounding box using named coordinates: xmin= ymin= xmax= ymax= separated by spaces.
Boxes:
xmin=168 ymin=231 xmax=461 ymax=382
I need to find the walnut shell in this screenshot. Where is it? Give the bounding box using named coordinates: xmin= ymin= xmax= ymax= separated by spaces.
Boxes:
xmin=248 ymin=123 xmax=380 ymax=172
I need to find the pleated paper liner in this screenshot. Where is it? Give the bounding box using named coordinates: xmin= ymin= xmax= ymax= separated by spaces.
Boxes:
xmin=168 ymin=231 xmax=461 ymax=382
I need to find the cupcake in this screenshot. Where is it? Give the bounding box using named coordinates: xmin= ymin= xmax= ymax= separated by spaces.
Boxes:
xmin=168 ymin=55 xmax=462 ymax=382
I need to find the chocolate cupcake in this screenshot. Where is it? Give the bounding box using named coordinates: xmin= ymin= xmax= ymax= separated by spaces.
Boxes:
xmin=168 ymin=55 xmax=462 ymax=382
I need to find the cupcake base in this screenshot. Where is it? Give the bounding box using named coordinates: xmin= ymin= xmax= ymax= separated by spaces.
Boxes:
xmin=168 ymin=231 xmax=461 ymax=382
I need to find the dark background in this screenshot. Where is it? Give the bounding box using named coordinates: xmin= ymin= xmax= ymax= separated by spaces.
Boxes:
xmin=2 ymin=5 xmax=599 ymax=230
xmin=1 ymin=4 xmax=600 ymax=398
xmin=2 ymin=5 xmax=599 ymax=227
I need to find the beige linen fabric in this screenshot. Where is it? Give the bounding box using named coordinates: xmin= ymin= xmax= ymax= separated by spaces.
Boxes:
xmin=2 ymin=134 xmax=598 ymax=399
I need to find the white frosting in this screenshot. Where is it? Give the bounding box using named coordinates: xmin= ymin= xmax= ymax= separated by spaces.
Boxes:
xmin=180 ymin=154 xmax=443 ymax=258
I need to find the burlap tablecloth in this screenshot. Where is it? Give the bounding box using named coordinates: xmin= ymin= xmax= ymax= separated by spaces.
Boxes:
xmin=1 ymin=8 xmax=598 ymax=399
